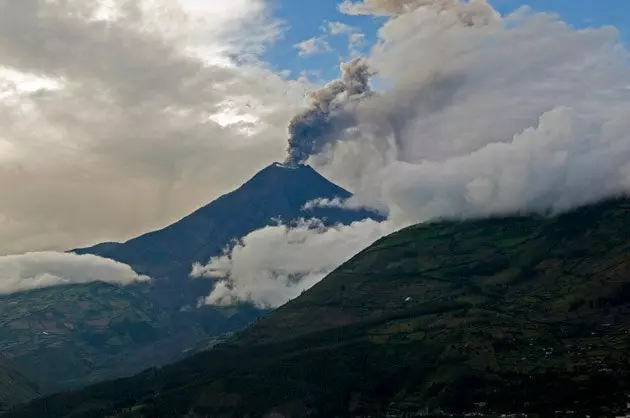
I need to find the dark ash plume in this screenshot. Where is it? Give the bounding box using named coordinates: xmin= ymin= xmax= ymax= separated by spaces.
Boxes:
xmin=285 ymin=58 xmax=373 ymax=166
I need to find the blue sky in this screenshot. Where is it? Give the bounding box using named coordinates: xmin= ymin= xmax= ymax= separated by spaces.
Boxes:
xmin=265 ymin=0 xmax=630 ymax=80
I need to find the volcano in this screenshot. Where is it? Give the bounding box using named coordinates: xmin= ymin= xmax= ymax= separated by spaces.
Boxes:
xmin=74 ymin=162 xmax=383 ymax=304
xmin=0 ymin=163 xmax=383 ymax=395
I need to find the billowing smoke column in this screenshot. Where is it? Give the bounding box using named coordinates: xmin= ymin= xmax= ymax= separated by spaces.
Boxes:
xmin=285 ymin=0 xmax=496 ymax=167
xmin=285 ymin=58 xmax=373 ymax=166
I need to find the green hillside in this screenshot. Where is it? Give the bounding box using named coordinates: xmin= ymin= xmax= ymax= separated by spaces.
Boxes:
xmin=8 ymin=198 xmax=630 ymax=417
xmin=0 ymin=356 xmax=39 ymax=413
xmin=0 ymin=282 xmax=247 ymax=393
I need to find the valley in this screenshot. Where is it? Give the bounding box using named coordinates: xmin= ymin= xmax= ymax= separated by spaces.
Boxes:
xmin=8 ymin=198 xmax=630 ymax=417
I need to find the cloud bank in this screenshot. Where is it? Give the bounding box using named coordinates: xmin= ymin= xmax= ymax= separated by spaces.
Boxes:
xmin=196 ymin=1 xmax=630 ymax=308
xmin=0 ymin=252 xmax=149 ymax=295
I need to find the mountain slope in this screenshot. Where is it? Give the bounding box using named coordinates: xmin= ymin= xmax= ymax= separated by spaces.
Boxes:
xmin=0 ymin=356 xmax=38 ymax=413
xmin=9 ymin=198 xmax=630 ymax=417
xmin=74 ymin=163 xmax=380 ymax=295
xmin=0 ymin=282 xmax=248 ymax=393
xmin=0 ymin=163 xmax=380 ymax=395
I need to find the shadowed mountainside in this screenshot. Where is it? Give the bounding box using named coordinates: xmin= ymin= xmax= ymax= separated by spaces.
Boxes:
xmin=74 ymin=163 xmax=382 ymax=306
xmin=8 ymin=198 xmax=630 ymax=417
xmin=0 ymin=163 xmax=381 ymax=396
xmin=0 ymin=356 xmax=39 ymax=413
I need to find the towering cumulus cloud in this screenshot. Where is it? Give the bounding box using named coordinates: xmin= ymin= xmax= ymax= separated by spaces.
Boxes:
xmin=0 ymin=252 xmax=149 ymax=294
xmin=285 ymin=58 xmax=373 ymax=166
xmin=195 ymin=0 xmax=630 ymax=308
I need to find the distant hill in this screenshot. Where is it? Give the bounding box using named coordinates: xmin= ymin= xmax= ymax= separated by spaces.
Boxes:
xmin=0 ymin=282 xmax=246 ymax=393
xmin=0 ymin=356 xmax=38 ymax=413
xmin=0 ymin=163 xmax=381 ymax=396
xmin=9 ymin=198 xmax=630 ymax=418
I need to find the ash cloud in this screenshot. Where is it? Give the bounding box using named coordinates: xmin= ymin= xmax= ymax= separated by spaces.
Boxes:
xmin=285 ymin=58 xmax=373 ymax=166
xmin=196 ymin=3 xmax=630 ymax=308
xmin=0 ymin=252 xmax=149 ymax=295
xmin=284 ymin=0 xmax=497 ymax=168
xmin=322 ymin=6 xmax=630 ymax=223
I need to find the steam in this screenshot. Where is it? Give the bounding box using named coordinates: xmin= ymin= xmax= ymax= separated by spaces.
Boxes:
xmin=0 ymin=252 xmax=149 ymax=295
xmin=285 ymin=58 xmax=373 ymax=166
xmin=195 ymin=2 xmax=630 ymax=308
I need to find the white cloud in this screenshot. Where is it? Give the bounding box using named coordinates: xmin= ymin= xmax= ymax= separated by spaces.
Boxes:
xmin=294 ymin=37 xmax=333 ymax=57
xmin=177 ymin=0 xmax=284 ymax=62
xmin=326 ymin=21 xmax=355 ymax=35
xmin=303 ymin=197 xmax=347 ymax=210
xmin=0 ymin=252 xmax=149 ymax=294
xmin=192 ymin=219 xmax=393 ymax=308
xmin=349 ymin=32 xmax=367 ymax=49
xmin=322 ymin=20 xmax=366 ymax=56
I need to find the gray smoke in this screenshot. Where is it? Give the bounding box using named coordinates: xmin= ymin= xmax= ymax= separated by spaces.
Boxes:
xmin=285 ymin=58 xmax=373 ymax=166
xmin=285 ymin=0 xmax=497 ymax=167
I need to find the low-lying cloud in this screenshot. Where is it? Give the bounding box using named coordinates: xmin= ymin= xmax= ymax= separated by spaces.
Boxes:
xmin=191 ymin=219 xmax=393 ymax=308
xmin=0 ymin=252 xmax=149 ymax=295
xmin=195 ymin=1 xmax=630 ymax=308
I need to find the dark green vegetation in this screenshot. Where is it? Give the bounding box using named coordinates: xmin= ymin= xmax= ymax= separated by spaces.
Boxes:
xmin=9 ymin=198 xmax=630 ymax=417
xmin=0 ymin=164 xmax=380 ymax=395
xmin=0 ymin=282 xmax=247 ymax=392
xmin=0 ymin=356 xmax=38 ymax=413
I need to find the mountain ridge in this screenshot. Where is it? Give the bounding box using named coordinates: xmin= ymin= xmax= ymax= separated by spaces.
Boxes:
xmin=9 ymin=197 xmax=630 ymax=417
xmin=74 ymin=163 xmax=381 ymax=295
